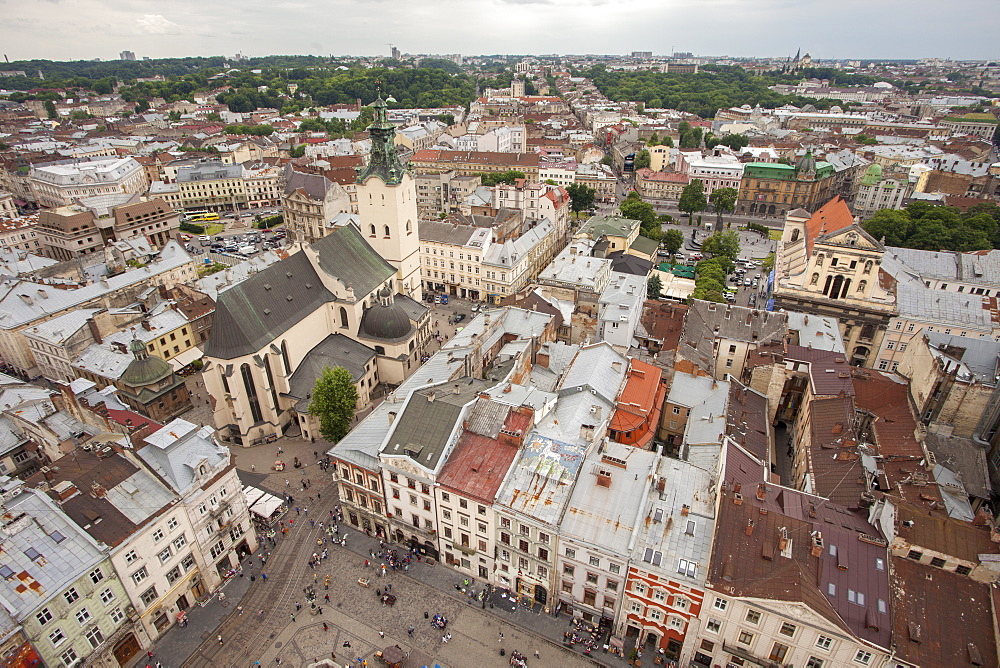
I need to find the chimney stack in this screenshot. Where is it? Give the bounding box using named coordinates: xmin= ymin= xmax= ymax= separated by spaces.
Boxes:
xmin=745 ymin=519 xmax=755 ymax=536
xmin=756 ymin=483 xmax=767 ymax=501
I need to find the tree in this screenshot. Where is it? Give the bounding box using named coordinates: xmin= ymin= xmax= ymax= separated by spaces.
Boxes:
xmin=565 ymin=183 xmax=596 ymax=216
xmin=620 ymin=197 xmax=657 ymax=228
xmin=708 ymin=187 xmax=739 ymax=232
xmin=717 ymin=134 xmax=749 ymax=151
xmin=308 ymin=366 xmax=358 ymax=443
xmin=634 ymin=149 xmax=651 ymax=170
xmin=661 ymin=228 xmax=684 ymax=255
xmin=647 ymin=274 xmax=662 ymax=299
xmin=290 ymin=144 xmax=306 ymax=158
xmin=44 ymin=100 xmax=57 ymax=119
xmin=762 ymin=252 xmax=775 ymax=272
xmin=678 ymin=179 xmax=707 ymax=224
xmin=479 ymin=170 xmax=526 ymax=186
xmin=600 ymin=155 xmax=614 ymax=166
xmin=701 ymin=230 xmax=741 ymax=261
xmin=436 ymin=113 xmax=455 ymax=126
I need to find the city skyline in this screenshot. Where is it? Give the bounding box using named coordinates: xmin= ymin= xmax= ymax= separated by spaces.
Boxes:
xmin=2 ymin=0 xmax=998 ymax=62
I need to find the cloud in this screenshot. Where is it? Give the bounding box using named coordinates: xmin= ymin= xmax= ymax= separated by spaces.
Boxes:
xmin=136 ymin=14 xmax=179 ymax=34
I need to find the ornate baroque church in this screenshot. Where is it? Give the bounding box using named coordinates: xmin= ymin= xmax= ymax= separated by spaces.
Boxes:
xmin=203 ymin=98 xmax=431 ymax=445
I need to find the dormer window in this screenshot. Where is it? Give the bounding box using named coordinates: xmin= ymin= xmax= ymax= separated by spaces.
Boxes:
xmin=199 ymin=464 xmax=208 ymax=477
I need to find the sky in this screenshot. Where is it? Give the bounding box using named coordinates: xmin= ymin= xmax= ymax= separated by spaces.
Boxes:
xmin=2 ymin=0 xmax=998 ymax=62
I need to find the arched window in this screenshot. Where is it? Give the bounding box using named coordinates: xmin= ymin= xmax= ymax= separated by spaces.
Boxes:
xmin=858 ymin=280 xmax=867 ymax=293
xmin=241 ymin=363 xmax=263 ymax=424
xmin=810 ymin=273 xmax=820 ymax=286
xmin=369 ymin=224 xmax=376 ymax=236
xmin=374 ymin=345 xmax=385 ymax=355
xmin=281 ymin=340 xmax=291 ymax=375
xmin=383 ymin=225 xmax=391 ymax=238
xmin=863 ymin=260 xmax=873 ymax=275
xmin=339 ymin=307 xmax=349 ymax=329
xmin=815 ymin=253 xmax=824 ymax=266
xmin=790 ymin=229 xmax=800 ymax=242
xmin=406 ymin=220 xmax=412 ymax=234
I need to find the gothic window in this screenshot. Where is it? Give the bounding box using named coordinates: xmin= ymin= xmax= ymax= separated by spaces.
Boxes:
xmin=340 ymin=307 xmax=349 ymax=329
xmin=241 ymin=364 xmax=263 ymax=424
xmin=384 ymin=225 xmax=391 ymax=238
xmin=264 ymin=355 xmax=279 ymax=412
xmin=406 ymin=220 xmax=412 ymax=234
xmin=281 ymin=340 xmax=291 ymax=375
xmin=369 ymin=224 xmax=376 ymax=236
xmin=810 ymin=273 xmax=819 ymax=286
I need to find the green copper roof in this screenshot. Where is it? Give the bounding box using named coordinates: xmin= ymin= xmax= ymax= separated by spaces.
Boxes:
xmin=357 ymin=97 xmax=407 ymax=186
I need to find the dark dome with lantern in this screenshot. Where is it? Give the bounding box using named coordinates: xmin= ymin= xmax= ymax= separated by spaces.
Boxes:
xmin=359 ymin=287 xmax=413 ymax=341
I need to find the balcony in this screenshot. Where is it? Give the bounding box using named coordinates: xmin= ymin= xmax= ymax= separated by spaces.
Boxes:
xmin=722 ymin=641 xmax=782 ymax=668
xmin=452 ymin=542 xmax=476 ymax=556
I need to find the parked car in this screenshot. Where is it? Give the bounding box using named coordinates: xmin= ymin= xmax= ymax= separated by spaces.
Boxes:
xmin=453 ymin=313 xmax=466 ymax=324
xmin=440 ymin=294 xmax=449 ymax=305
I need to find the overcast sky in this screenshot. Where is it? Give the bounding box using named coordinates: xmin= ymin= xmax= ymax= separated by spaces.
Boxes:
xmin=3 ymin=0 xmax=998 ymax=63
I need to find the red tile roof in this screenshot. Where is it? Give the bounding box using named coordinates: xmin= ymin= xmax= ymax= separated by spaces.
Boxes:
xmin=805 ymin=196 xmax=855 ymax=255
xmin=437 ymin=431 xmax=520 ymax=504
xmin=890 ymin=556 xmax=998 ymax=668
xmin=610 ymin=359 xmax=664 ymax=448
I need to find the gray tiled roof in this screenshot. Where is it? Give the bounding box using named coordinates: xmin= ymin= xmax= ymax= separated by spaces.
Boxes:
xmin=0 ymin=486 xmax=104 ymax=619
xmin=140 ymin=419 xmax=228 ymax=495
xmin=382 ymin=378 xmax=489 ymax=472
xmin=287 ymin=334 xmax=375 ymax=404
xmin=204 ymin=252 xmax=332 ymax=359
xmin=312 ymin=225 xmax=396 ymax=300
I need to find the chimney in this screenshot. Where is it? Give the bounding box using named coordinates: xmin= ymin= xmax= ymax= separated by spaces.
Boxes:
xmin=87 ymin=317 xmax=103 ymax=344
xmin=811 ymin=532 xmax=824 ymax=557
xmin=745 ymin=519 xmax=755 ymax=536
xmin=756 ymin=482 xmax=767 ymax=501
xmin=388 ymin=411 xmax=396 ymax=425
xmin=42 ymin=467 xmax=54 ymax=481
xmin=91 ymin=482 xmax=107 ymax=498
xmin=426 ymin=392 xmax=436 ymax=403
xmin=141 ymin=319 xmax=153 ymax=331
xmin=680 ymin=504 xmax=690 ymax=516
xmin=452 ymin=384 xmax=460 ymax=395
xmin=778 ymin=527 xmax=789 ymax=552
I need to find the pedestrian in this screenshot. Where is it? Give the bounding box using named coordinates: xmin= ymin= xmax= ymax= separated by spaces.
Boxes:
xmin=237 ymin=605 xmax=243 ymax=615
xmin=290 ymin=613 xmax=295 ymax=622
xmin=378 ymin=630 xmax=385 ymax=638
xmin=295 ymin=602 xmax=301 ymax=611
xmin=147 ymin=650 xmax=155 ymax=659
xmin=408 ymin=626 xmax=414 ymax=637
xmin=251 ymin=464 xmax=256 ymax=472
xmin=258 ymin=609 xmax=265 ymax=618
xmin=534 ymin=650 xmax=540 ymax=659
xmin=499 ymin=631 xmax=504 ymax=643
xmin=218 ymin=635 xmax=224 ymax=645
xmin=261 ymin=572 xmax=267 ymax=581
xmin=323 ymin=622 xmax=329 ymax=632
xmin=441 ymin=635 xmax=447 ymax=643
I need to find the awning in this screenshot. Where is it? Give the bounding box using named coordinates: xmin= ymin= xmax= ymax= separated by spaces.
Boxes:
xmin=168 ymin=346 xmax=204 ymax=371
xmin=249 ymin=490 xmax=285 ymax=520
xmin=243 ymin=485 xmax=267 ymax=508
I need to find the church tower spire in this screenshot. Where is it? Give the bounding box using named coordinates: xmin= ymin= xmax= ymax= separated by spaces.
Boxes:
xmin=355 ymin=91 xmax=422 ymax=301
xmin=357 ymin=94 xmax=406 ymax=185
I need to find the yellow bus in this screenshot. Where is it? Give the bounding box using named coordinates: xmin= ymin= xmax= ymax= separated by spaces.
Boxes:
xmin=187 ymin=212 xmax=220 ymax=222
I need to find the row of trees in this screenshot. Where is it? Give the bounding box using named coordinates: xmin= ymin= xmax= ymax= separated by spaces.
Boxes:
xmin=692 ymin=231 xmax=742 ymax=303
xmin=584 ymin=65 xmax=847 ymax=119
xmin=862 ymin=201 xmax=1000 ymax=252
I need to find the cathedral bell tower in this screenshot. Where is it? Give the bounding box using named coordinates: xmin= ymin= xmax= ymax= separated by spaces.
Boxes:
xmin=356 ymin=94 xmax=422 ymax=301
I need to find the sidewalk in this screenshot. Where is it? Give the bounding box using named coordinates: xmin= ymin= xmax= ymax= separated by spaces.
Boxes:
xmin=337 ymin=525 xmax=637 ymax=668
xmin=130 ymin=554 xmax=257 ymax=667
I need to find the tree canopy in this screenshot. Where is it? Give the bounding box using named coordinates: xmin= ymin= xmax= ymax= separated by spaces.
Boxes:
xmin=478 ymin=170 xmax=526 ymax=186
xmin=679 ymin=179 xmax=707 ymax=223
xmin=661 ymin=229 xmax=685 ymax=255
xmin=862 ymin=201 xmax=999 ymax=252
xmin=634 ymin=149 xmax=651 ymax=170
xmin=566 ymin=183 xmax=596 ymax=215
xmin=647 ymin=274 xmax=663 ymax=300
xmin=308 ymin=366 xmax=359 ymax=444
xmin=701 ymin=230 xmax=741 ymax=261
xmin=708 ymin=187 xmax=739 ymax=231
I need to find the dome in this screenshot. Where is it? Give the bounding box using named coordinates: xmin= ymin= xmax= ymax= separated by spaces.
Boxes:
xmin=830 ymin=105 xmax=843 ymax=113
xmin=120 ymin=354 xmax=173 ymax=388
xmin=359 ymin=298 xmax=413 ymax=341
xmin=873 ymin=81 xmax=893 ymax=89
xmin=795 ymin=149 xmax=816 ymax=174
xmin=860 ymin=163 xmax=883 ymax=186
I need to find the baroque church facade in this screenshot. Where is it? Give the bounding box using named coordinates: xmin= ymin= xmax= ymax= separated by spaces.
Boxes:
xmin=203 ymin=98 xmax=431 ymax=445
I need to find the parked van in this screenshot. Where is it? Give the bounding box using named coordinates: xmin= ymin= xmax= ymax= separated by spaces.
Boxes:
xmin=238 ymin=244 xmax=258 ymax=256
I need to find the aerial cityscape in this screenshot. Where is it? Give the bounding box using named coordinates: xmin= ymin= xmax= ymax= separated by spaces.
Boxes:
xmin=0 ymin=39 xmax=997 ymax=668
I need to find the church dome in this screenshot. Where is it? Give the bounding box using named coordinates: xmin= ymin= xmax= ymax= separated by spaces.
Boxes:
xmin=360 ymin=297 xmax=413 ymax=341
xmin=861 ymin=163 xmax=883 ymax=186
xmin=795 ymin=150 xmax=817 ymax=175
xmin=121 ymin=353 xmax=173 ymax=388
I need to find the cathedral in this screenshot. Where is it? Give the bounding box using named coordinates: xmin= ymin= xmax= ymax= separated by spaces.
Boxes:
xmin=203 ymin=98 xmax=431 ymax=446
